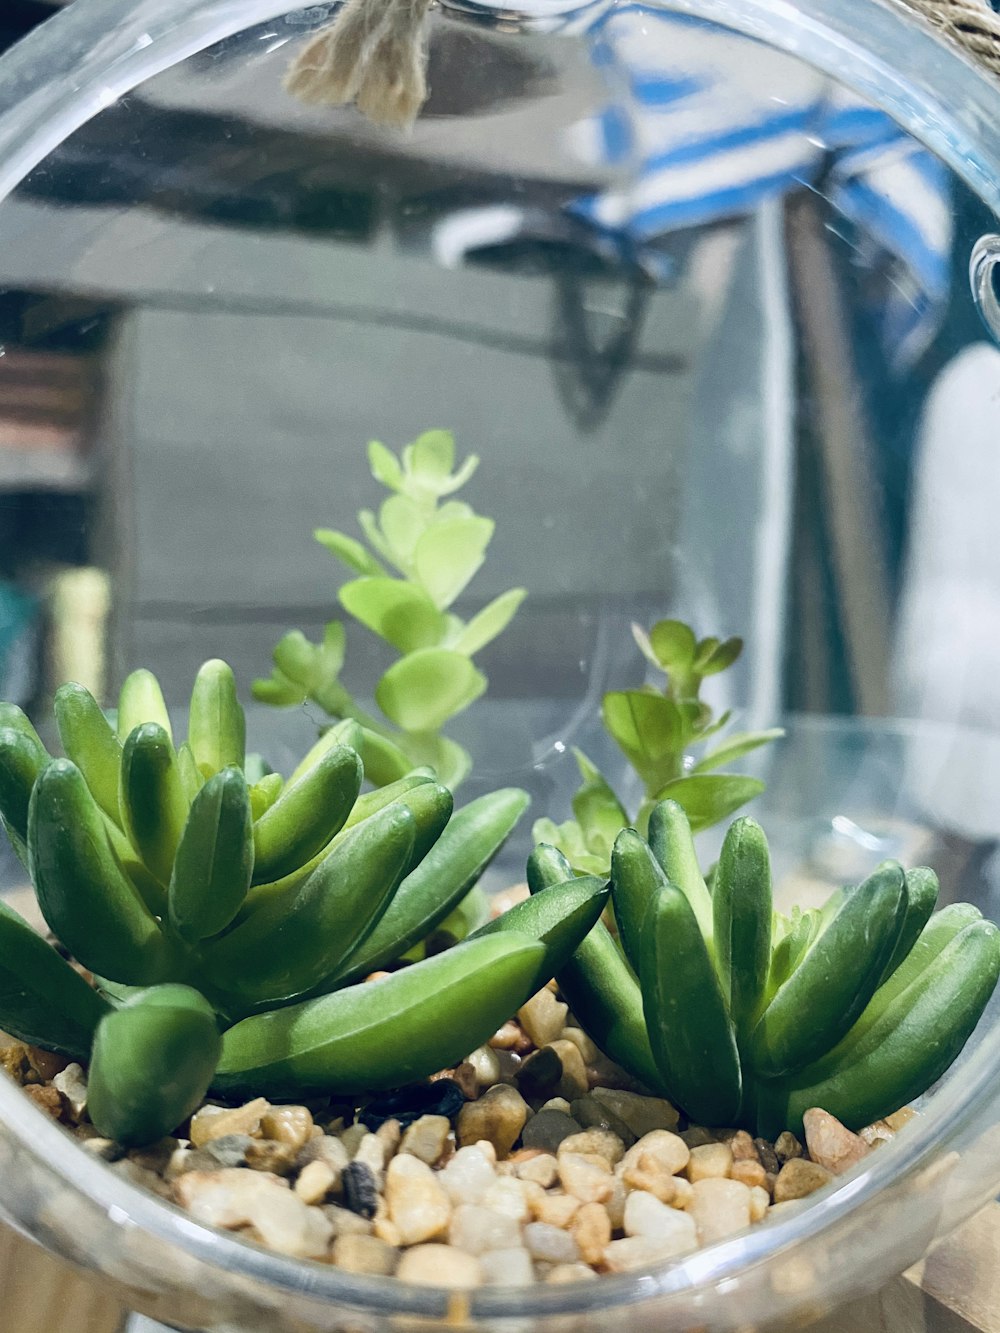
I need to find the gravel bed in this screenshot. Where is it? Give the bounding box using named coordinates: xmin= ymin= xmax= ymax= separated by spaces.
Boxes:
xmin=0 ymin=988 xmax=913 ymax=1288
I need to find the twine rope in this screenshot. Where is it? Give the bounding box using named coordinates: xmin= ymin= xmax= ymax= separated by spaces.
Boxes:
xmin=284 ymin=0 xmax=1000 ymax=126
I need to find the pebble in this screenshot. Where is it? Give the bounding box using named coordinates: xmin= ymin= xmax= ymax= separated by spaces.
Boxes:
xmin=323 ymin=1203 xmax=373 ymax=1237
xmin=538 ymin=1097 xmax=572 ymax=1115
xmin=530 ymin=1190 xmax=580 ymax=1228
xmin=342 ymin=1160 xmax=380 ymax=1218
xmin=618 ymin=1131 xmax=690 ymax=1201
xmin=362 ymin=1080 xmax=465 ymax=1130
xmin=686 ymin=1142 xmax=734 ymax=1182
xmin=559 ymin=1129 xmax=624 ymax=1168
xmin=397 ymin=1244 xmax=482 ymax=1288
xmin=516 ymin=1046 xmax=564 ymax=1100
xmin=456 ymin=1084 xmax=529 ymax=1158
xmin=624 ymin=1190 xmax=699 ymax=1253
xmin=572 ymin=1201 xmax=612 ymax=1264
xmin=301 ymin=1134 xmax=349 ymax=1178
xmin=690 ymin=1178 xmax=752 ymax=1243
xmin=548 ymin=1262 xmax=599 ymax=1283
xmin=802 ymin=1108 xmax=870 ymax=1176
xmin=570 ymin=1095 xmax=637 ymax=1147
xmin=523 ymin=1221 xmax=580 ymax=1264
xmin=438 ymin=1146 xmax=497 ymax=1205
xmin=245 ymin=1139 xmax=297 ymax=1175
xmin=353 ymin=1132 xmax=387 ymax=1179
xmin=479 ymin=1247 xmax=534 ymax=1286
xmin=295 ymin=1159 xmax=335 ymax=1205
xmin=773 ymin=1158 xmax=835 ymax=1202
xmin=399 ymin=1114 xmax=452 ymax=1166
xmin=754 ymin=1138 xmax=781 ymax=1175
xmin=174 ymin=1170 xmax=332 ymax=1258
xmin=385 ymin=1154 xmax=452 ymax=1244
xmin=190 ymin=1099 xmax=268 ymax=1146
xmin=261 ymin=1106 xmax=314 ymax=1151
xmin=774 ymin=1131 xmax=803 ymax=1163
xmin=24 ymin=1085 xmax=67 ymax=1120
xmin=749 ymin=1185 xmax=771 ymax=1222
xmin=731 ymin=1159 xmax=767 ymax=1191
xmin=558 ymin=1152 xmax=614 ymax=1205
xmin=201 ymin=1134 xmax=253 ymax=1169
xmin=589 ymin=1088 xmax=679 ymax=1137
xmin=726 ymin=1130 xmax=759 ymax=1161
xmin=521 ymin=1109 xmax=581 ymax=1154
xmin=482 ymin=1176 xmax=530 ymax=1222
xmin=449 ymin=1203 xmax=521 ymax=1255
xmin=52 ymin=1063 xmax=88 ymax=1120
xmin=548 ymin=1040 xmax=590 ymax=1100
xmin=466 ymin=1045 xmax=502 ymax=1089
xmin=604 ymin=1234 xmax=696 ymax=1273
xmin=517 ymin=989 xmax=568 ymax=1048
xmin=331 ymin=1233 xmax=398 ymax=1275
xmin=513 ymin=1152 xmax=559 ymax=1188
xmin=489 ymin=1021 xmax=524 ymax=1050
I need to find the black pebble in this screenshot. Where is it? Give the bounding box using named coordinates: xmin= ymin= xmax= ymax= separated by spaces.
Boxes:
xmin=342 ymin=1160 xmax=379 ymax=1219
xmin=359 ymin=1079 xmax=465 ymax=1130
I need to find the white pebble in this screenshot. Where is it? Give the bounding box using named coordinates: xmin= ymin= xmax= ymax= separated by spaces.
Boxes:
xmin=397 ymin=1244 xmax=482 ymax=1288
xmin=449 ymin=1204 xmax=522 ymax=1255
xmin=479 ymin=1247 xmax=535 ymax=1286
xmin=482 ymin=1176 xmax=530 ymax=1222
xmin=623 ymin=1190 xmax=698 ymax=1256
xmin=385 ymin=1154 xmax=452 ymax=1246
xmin=523 ymin=1221 xmax=580 ymax=1265
xmin=439 ymin=1146 xmax=497 ymax=1205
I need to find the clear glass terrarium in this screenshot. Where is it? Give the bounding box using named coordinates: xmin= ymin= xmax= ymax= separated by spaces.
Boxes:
xmin=0 ymin=0 xmax=998 ymax=1328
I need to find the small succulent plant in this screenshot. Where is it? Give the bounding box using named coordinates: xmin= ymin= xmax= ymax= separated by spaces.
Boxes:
xmin=533 ymin=619 xmax=783 ymax=874
xmin=529 ymin=800 xmax=1000 ymax=1136
xmin=254 ymin=430 xmax=525 ymax=790
xmin=0 ymin=660 xmax=607 ymax=1145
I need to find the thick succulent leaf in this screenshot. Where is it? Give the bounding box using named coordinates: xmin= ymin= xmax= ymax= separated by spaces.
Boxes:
xmin=0 ymin=724 xmax=50 ymax=859
xmin=641 ymin=883 xmax=742 ymax=1124
xmin=207 ymin=803 xmax=416 ymax=1011
xmin=120 ymin=723 xmax=190 ymax=886
xmin=252 ymin=743 xmax=362 ymax=884
xmin=54 ymin=683 xmax=123 ymax=825
xmin=452 ymin=588 xmax=526 ymax=657
xmin=335 ymin=787 xmax=529 ymax=984
xmin=414 ymin=516 xmax=494 ymax=609
xmin=0 ymin=899 xmax=111 ymax=1058
xmin=169 ymin=767 xmax=254 ymax=943
xmin=214 ymin=934 xmax=545 ymax=1096
xmin=29 ymin=760 xmax=174 ymax=985
xmin=712 ymin=816 xmax=772 ymax=1040
xmin=339 ymin=577 xmax=446 ymax=653
xmin=376 ymin=650 xmax=486 ymax=733
xmin=188 ymin=659 xmax=246 ymax=777
xmin=87 ymin=986 xmax=221 ymax=1147
xmin=469 ymin=875 xmax=609 ymax=993
xmin=118 ymin=669 xmax=172 ymax=743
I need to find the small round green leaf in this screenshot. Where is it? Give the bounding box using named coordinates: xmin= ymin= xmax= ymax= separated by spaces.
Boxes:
xmin=376 ymin=650 xmax=486 ymax=733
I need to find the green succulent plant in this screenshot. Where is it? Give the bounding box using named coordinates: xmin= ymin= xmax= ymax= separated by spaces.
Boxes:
xmin=533 ymin=619 xmax=783 ymax=874
xmin=254 ymin=430 xmax=525 ymax=790
xmin=0 ymin=660 xmax=608 ymax=1146
xmin=528 ymin=800 xmax=1000 ymax=1136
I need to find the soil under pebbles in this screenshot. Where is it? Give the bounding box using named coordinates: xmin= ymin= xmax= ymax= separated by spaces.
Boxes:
xmin=0 ymin=987 xmax=913 ymax=1288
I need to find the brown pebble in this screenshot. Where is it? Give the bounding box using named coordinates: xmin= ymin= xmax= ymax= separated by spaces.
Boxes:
xmin=27 ymin=1046 xmax=71 ymax=1081
xmin=884 ymin=1107 xmax=916 ymax=1132
xmin=518 ymin=989 xmax=568 ymax=1048
xmin=680 ymin=1126 xmax=717 ymax=1148
xmin=572 ymin=1201 xmax=611 ymax=1265
xmin=774 ymin=1131 xmax=803 ymax=1164
xmin=451 ymin=1063 xmax=479 ymax=1101
xmin=245 ymin=1140 xmax=297 ymax=1175
xmin=190 ymin=1098 xmax=269 ymax=1146
xmin=726 ymin=1130 xmax=759 ymax=1162
xmin=754 ymin=1138 xmax=780 ymax=1175
xmin=24 ymin=1084 xmax=67 ymax=1121
xmin=517 ymin=1046 xmax=563 ymax=1100
xmin=548 ymin=1040 xmax=590 ymax=1101
xmin=773 ymin=1158 xmax=834 ymax=1202
xmin=261 ymin=1106 xmax=314 ymax=1152
xmin=686 ymin=1142 xmax=733 ymax=1182
xmin=570 ymin=1095 xmax=637 ymax=1148
xmin=456 ymin=1084 xmax=529 ymax=1158
xmin=489 ymin=1022 xmax=523 ymax=1051
xmin=731 ymin=1159 xmax=767 ymax=1191
xmin=0 ymin=1043 xmax=30 ymax=1083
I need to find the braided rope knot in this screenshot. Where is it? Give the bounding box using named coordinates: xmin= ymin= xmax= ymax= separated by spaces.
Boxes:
xmin=284 ymin=0 xmax=1000 ymax=128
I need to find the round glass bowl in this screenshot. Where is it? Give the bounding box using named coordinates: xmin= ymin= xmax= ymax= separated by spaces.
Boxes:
xmin=0 ymin=0 xmax=998 ymax=1328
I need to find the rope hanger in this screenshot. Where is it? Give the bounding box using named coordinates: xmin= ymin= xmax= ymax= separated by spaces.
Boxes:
xmin=284 ymin=0 xmax=1000 ymax=128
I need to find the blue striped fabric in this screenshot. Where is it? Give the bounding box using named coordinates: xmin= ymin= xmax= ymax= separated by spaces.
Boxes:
xmin=557 ymin=3 xmax=953 ymax=366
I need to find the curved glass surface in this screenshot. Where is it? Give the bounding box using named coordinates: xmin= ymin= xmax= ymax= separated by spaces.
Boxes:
xmin=0 ymin=1 xmax=996 ymax=1328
